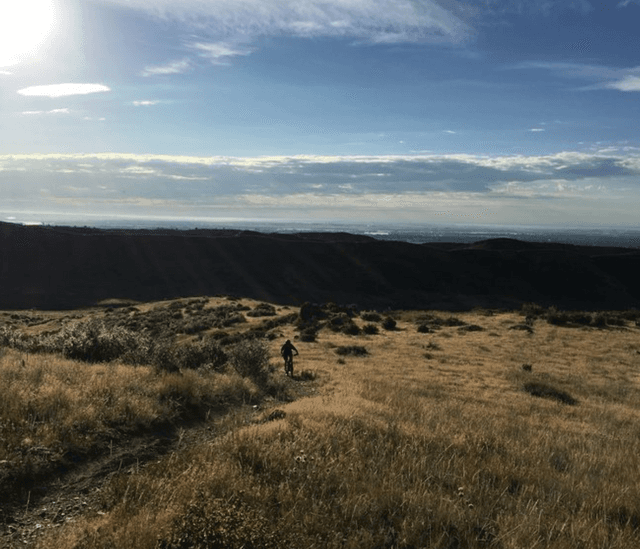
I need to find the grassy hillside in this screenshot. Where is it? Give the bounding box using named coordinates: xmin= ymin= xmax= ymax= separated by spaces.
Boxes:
xmin=2 ymin=299 xmax=640 ymax=547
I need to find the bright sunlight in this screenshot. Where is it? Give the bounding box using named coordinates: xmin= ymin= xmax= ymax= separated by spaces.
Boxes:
xmin=0 ymin=0 xmax=57 ymax=68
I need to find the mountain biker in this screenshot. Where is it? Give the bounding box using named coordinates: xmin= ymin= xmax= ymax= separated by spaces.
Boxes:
xmin=280 ymin=339 xmax=298 ymax=375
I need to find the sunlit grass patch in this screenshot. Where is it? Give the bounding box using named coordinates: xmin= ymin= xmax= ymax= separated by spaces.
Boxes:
xmin=0 ymin=349 xmax=260 ymax=479
xmin=22 ymin=306 xmax=640 ymax=549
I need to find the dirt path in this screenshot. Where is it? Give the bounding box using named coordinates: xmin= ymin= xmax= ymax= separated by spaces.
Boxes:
xmin=0 ymin=372 xmax=319 ymax=548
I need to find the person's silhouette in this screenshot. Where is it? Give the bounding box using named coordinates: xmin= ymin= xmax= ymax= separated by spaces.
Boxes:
xmin=280 ymin=339 xmax=298 ymax=377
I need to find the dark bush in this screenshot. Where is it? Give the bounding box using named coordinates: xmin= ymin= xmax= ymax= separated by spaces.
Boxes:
xmin=382 ymin=316 xmax=397 ymax=330
xmin=299 ymin=328 xmax=317 ymax=342
xmin=334 ymin=345 xmax=368 ymax=356
xmin=521 ymin=302 xmax=545 ymax=317
xmin=510 ymin=324 xmax=534 ymax=333
xmin=458 ymin=324 xmax=484 ymax=333
xmin=361 ymin=312 xmax=382 ymax=322
xmin=523 ymin=381 xmax=577 ymax=405
xmin=298 ymin=302 xmax=327 ymax=323
xmin=342 ymin=322 xmax=361 ymax=336
xmin=417 ymin=324 xmax=431 ymax=333
xmin=247 ymin=303 xmax=277 ymax=317
xmin=442 ymin=316 xmax=466 ymax=327
xmin=363 ymin=323 xmax=379 ymax=335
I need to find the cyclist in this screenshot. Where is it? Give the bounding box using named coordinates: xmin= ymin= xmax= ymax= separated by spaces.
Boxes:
xmin=280 ymin=339 xmax=299 ymax=377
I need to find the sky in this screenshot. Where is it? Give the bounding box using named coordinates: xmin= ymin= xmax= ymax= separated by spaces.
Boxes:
xmin=1 ymin=0 xmax=639 ymax=228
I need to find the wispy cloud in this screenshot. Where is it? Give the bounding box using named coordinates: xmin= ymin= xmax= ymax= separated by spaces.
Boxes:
xmin=140 ymin=59 xmax=191 ymax=77
xmin=97 ymin=0 xmax=473 ymax=45
xmin=509 ymin=61 xmax=640 ymax=93
xmin=17 ymin=83 xmax=111 ymax=98
xmin=188 ymin=41 xmax=254 ymax=64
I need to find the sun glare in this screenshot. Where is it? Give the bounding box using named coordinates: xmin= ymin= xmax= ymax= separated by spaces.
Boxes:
xmin=0 ymin=0 xmax=57 ymax=68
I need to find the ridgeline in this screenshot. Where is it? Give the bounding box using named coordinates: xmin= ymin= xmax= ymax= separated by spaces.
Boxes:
xmin=1 ymin=221 xmax=639 ymax=311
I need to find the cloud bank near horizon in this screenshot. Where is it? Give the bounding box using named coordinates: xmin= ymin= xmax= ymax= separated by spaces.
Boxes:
xmin=1 ymin=151 xmax=638 ymax=226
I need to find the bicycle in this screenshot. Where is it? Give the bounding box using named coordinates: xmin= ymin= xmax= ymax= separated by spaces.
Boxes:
xmin=284 ymin=354 xmax=294 ymax=377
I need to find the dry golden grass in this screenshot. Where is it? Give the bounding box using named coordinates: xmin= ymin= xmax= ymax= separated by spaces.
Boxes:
xmin=0 ymin=348 xmax=260 ymax=471
xmin=13 ymin=307 xmax=640 ymax=548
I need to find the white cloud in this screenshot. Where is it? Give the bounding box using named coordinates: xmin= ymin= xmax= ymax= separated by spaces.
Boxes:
xmin=1 ymin=150 xmax=639 ymax=226
xmin=21 ymin=108 xmax=71 ymax=115
xmin=97 ymin=0 xmax=472 ymax=45
xmin=132 ymin=100 xmax=161 ymax=106
xmin=17 ymin=83 xmax=111 ymax=98
xmin=529 ymin=128 xmax=545 ymax=132
xmin=140 ymin=59 xmax=191 ymax=77
xmin=606 ymin=75 xmax=640 ymax=92
xmin=189 ymin=41 xmax=253 ymax=64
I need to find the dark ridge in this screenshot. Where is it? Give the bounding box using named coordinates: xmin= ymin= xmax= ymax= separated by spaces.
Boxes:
xmin=1 ymin=221 xmax=639 ymax=311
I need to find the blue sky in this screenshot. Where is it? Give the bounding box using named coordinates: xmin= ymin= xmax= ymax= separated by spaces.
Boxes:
xmin=1 ymin=0 xmax=639 ymax=227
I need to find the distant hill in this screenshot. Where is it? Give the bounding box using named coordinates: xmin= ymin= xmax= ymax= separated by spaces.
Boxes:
xmin=1 ymin=221 xmax=639 ymax=311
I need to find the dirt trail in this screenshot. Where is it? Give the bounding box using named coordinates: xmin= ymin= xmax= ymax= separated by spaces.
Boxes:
xmin=1 ymin=373 xmax=318 ymax=548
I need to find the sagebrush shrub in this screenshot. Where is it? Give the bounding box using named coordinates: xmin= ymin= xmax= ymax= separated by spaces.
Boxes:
xmin=361 ymin=312 xmax=382 ymax=322
xmin=335 ymin=345 xmax=368 ymax=356
xmin=55 ymin=320 xmax=152 ymax=364
xmin=382 ymin=316 xmax=397 ymax=330
xmin=230 ymin=338 xmax=270 ymax=382
xmin=152 ymin=337 xmax=228 ymax=373
xmin=363 ymin=323 xmax=379 ymax=335
xmin=247 ymin=303 xmax=277 ymax=317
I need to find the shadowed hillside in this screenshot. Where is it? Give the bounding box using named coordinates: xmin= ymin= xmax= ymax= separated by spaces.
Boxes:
xmin=1 ymin=221 xmax=639 ymax=310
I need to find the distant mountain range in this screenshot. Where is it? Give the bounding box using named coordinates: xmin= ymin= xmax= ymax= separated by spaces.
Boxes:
xmin=1 ymin=221 xmax=638 ymax=311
